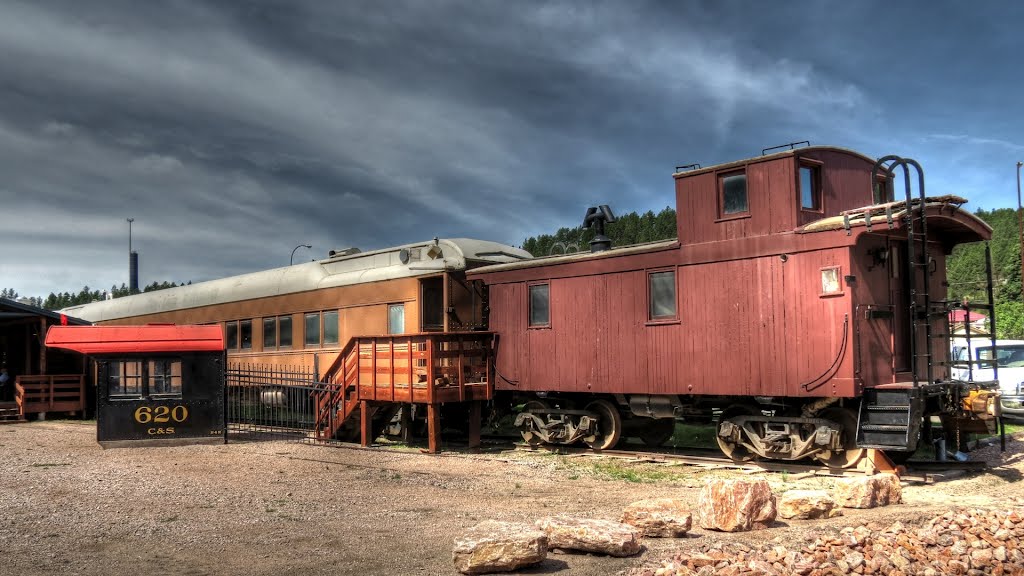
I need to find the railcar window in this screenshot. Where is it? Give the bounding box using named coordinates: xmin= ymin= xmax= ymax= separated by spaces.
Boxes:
xmin=108 ymin=360 xmax=143 ymax=398
xmin=263 ymin=318 xmax=277 ymax=349
xmin=389 ymin=304 xmax=405 ymax=334
xmin=720 ymin=172 xmax=748 ymax=215
xmin=529 ymin=284 xmax=550 ymax=327
xmin=304 ymin=312 xmax=320 ymax=346
xmin=226 ymin=321 xmax=238 ymax=350
xmin=279 ymin=316 xmax=293 ymax=348
xmin=800 ymin=165 xmax=821 ymax=211
xmin=240 ymin=319 xmax=253 ymax=349
xmin=324 ymin=311 xmax=339 ymax=345
xmin=821 ymin=267 xmax=842 ymax=295
xmin=148 ymin=360 xmax=183 ymax=396
xmin=649 ymin=271 xmax=677 ymax=320
xmin=873 ymin=179 xmax=894 ymax=204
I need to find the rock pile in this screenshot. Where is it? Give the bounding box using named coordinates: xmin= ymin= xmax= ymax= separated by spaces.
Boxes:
xmin=638 ymin=500 xmax=1024 ymax=576
xmin=777 ymin=490 xmax=841 ymax=520
xmin=621 ymin=498 xmax=694 ymax=537
xmin=535 ymin=516 xmax=643 ymax=557
xmin=833 ymin=473 xmax=902 ymax=509
xmin=452 ymin=520 xmax=548 ymax=574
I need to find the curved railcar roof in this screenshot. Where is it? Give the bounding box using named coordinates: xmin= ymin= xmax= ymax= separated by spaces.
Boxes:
xmin=672 ymin=145 xmax=876 ymax=178
xmin=63 ymin=238 xmax=531 ymax=323
xmin=468 ymin=238 xmax=679 ymax=276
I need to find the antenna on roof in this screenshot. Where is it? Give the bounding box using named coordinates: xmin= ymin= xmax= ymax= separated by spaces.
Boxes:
xmin=762 ymin=141 xmax=810 ymax=155
xmin=674 ymin=163 xmax=701 ymax=172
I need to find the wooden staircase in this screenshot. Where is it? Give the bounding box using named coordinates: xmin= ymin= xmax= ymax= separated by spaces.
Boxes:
xmin=313 ymin=332 xmax=495 ymax=452
xmin=856 ymin=385 xmax=922 ymax=453
xmin=0 ymin=401 xmax=25 ymax=423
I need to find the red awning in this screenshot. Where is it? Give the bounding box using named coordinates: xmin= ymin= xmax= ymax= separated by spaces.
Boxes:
xmin=45 ymin=325 xmax=225 ymax=354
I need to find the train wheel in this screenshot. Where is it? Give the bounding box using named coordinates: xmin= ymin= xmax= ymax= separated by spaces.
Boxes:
xmin=583 ymin=399 xmax=622 ymax=451
xmin=817 ymin=407 xmax=865 ymax=469
xmin=716 ymin=405 xmax=759 ymax=462
xmin=638 ymin=418 xmax=677 ymax=448
xmin=520 ymin=400 xmax=550 ymax=446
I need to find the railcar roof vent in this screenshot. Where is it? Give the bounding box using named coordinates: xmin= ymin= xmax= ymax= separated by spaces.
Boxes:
xmin=583 ymin=205 xmax=616 ymax=253
xmin=328 ymin=247 xmax=361 ymax=258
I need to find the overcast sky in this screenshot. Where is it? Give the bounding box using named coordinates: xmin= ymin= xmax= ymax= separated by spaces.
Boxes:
xmin=1 ymin=1 xmax=1023 ymax=298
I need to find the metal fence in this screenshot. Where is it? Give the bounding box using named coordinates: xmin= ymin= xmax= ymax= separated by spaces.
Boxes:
xmin=226 ymin=363 xmax=331 ymax=443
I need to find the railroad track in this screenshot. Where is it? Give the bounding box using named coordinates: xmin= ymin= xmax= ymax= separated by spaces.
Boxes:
xmin=508 ymin=442 xmax=988 ymax=483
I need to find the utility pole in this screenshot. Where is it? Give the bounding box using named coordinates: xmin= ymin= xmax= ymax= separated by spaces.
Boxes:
xmin=127 ymin=218 xmax=134 ymax=255
xmin=1017 ymin=162 xmax=1023 ymax=299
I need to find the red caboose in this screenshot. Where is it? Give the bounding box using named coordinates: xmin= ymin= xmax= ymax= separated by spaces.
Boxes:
xmin=469 ymin=145 xmax=1000 ymax=466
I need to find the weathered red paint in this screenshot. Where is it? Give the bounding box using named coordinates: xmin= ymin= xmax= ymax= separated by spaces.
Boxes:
xmin=45 ymin=325 xmax=225 ymax=354
xmin=472 ymin=147 xmax=990 ymax=401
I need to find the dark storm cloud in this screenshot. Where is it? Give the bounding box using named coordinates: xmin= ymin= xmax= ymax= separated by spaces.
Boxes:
xmin=0 ymin=0 xmax=1021 ymax=298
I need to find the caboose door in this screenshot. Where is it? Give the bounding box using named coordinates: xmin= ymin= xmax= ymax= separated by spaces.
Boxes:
xmin=889 ymin=239 xmax=912 ymax=374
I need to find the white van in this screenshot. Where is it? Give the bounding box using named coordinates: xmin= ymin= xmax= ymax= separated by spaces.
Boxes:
xmin=952 ymin=339 xmax=1024 ymax=420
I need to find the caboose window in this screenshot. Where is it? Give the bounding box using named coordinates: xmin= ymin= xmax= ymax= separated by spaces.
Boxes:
xmin=648 ymin=271 xmax=677 ymax=320
xmin=149 ymin=360 xmax=182 ymax=396
xmin=304 ymin=312 xmax=321 ymax=346
xmin=278 ymin=315 xmax=293 ymax=348
xmin=529 ymin=284 xmax=550 ymax=327
xmin=800 ymin=165 xmax=821 ymax=211
xmin=821 ymin=267 xmax=842 ymax=295
xmin=719 ymin=171 xmax=748 ymax=216
xmin=240 ymin=319 xmax=253 ymax=349
xmin=323 ymin=310 xmax=339 ymax=345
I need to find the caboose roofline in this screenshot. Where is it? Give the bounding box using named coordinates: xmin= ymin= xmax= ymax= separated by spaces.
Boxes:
xmin=671 ymin=145 xmax=876 ymax=179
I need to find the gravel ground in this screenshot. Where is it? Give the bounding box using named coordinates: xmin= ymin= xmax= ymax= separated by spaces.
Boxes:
xmin=1 ymin=421 xmax=1021 ymax=576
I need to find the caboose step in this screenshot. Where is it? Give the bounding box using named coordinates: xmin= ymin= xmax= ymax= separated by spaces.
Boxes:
xmin=860 ymin=424 xmax=909 ymax=432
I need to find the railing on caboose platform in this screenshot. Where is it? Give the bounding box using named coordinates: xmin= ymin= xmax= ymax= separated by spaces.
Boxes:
xmin=314 ymin=332 xmax=495 ymax=445
xmin=14 ymin=375 xmax=87 ymax=417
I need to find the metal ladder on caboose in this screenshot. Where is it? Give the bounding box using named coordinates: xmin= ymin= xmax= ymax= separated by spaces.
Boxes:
xmin=852 ymin=156 xmax=1001 ymax=454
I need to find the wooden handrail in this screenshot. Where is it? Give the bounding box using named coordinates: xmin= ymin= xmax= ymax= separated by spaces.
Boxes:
xmin=14 ymin=374 xmax=86 ymax=416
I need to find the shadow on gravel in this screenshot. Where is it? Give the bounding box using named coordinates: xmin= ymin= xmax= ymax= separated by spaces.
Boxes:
xmin=519 ymin=558 xmax=570 ymax=573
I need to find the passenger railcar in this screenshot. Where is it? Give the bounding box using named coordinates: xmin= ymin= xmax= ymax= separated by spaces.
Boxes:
xmin=63 ymin=238 xmax=532 ymax=377
xmin=468 ymin=146 xmax=1000 ymax=466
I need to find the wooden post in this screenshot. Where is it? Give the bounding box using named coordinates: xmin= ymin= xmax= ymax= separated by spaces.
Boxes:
xmin=39 ymin=318 xmax=47 ymax=375
xmin=427 ymin=402 xmax=441 ymax=454
xmin=360 ymin=401 xmax=372 ymax=447
xmin=468 ymin=401 xmax=481 ymax=453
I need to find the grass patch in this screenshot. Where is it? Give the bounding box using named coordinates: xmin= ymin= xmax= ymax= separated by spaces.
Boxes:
xmin=591 ymin=460 xmax=675 ymax=483
xmin=666 ymin=423 xmax=718 ymax=449
xmin=30 ymin=462 xmax=70 ymax=467
xmin=160 ymin=515 xmax=178 ymax=523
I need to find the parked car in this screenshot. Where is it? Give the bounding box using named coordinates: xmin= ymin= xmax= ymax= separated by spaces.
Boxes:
xmin=952 ymin=339 xmax=1024 ymax=421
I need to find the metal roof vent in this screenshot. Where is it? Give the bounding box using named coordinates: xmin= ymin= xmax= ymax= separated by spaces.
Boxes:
xmin=584 ymin=205 xmax=616 ymax=253
xmin=328 ymin=247 xmax=361 ymax=258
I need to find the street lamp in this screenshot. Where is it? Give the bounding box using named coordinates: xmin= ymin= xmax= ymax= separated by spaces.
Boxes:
xmin=290 ymin=244 xmax=312 ymax=265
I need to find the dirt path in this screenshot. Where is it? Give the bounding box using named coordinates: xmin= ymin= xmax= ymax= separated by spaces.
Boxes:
xmin=1 ymin=422 xmax=1021 ymax=576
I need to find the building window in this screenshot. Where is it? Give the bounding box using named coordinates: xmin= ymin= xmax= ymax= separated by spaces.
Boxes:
xmin=304 ymin=312 xmax=321 ymax=346
xmin=263 ymin=318 xmax=277 ymax=349
xmin=148 ymin=360 xmax=182 ymax=396
xmin=323 ymin=310 xmax=339 ymax=345
xmin=226 ymin=321 xmax=239 ymax=350
xmin=720 ymin=171 xmax=748 ymax=216
xmin=529 ymin=284 xmax=550 ymax=327
xmin=800 ymin=165 xmax=821 ymax=211
xmin=388 ymin=304 xmax=405 ymax=334
xmin=240 ymin=319 xmax=253 ymax=349
xmin=108 ymin=360 xmax=143 ymax=398
xmin=821 ymin=266 xmax=842 ymax=295
xmin=648 ymin=271 xmax=677 ymax=321
xmin=278 ymin=315 xmax=293 ymax=348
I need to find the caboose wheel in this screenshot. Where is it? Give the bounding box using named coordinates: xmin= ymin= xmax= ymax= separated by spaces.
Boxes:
xmin=716 ymin=405 xmax=759 ymax=462
xmin=816 ymin=407 xmax=865 ymax=469
xmin=583 ymin=399 xmax=622 ymax=451
xmin=638 ymin=418 xmax=677 ymax=447
xmin=520 ymin=400 xmax=550 ymax=446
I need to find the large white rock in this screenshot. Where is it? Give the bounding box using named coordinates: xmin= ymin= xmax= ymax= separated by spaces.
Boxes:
xmin=620 ymin=498 xmax=693 ymax=537
xmin=697 ymin=478 xmax=777 ymax=532
xmin=535 ymin=516 xmax=642 ymax=557
xmin=452 ymin=520 xmax=548 ymax=574
xmin=834 ymin=473 xmax=902 ymax=509
xmin=778 ymin=489 xmax=841 ymax=520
